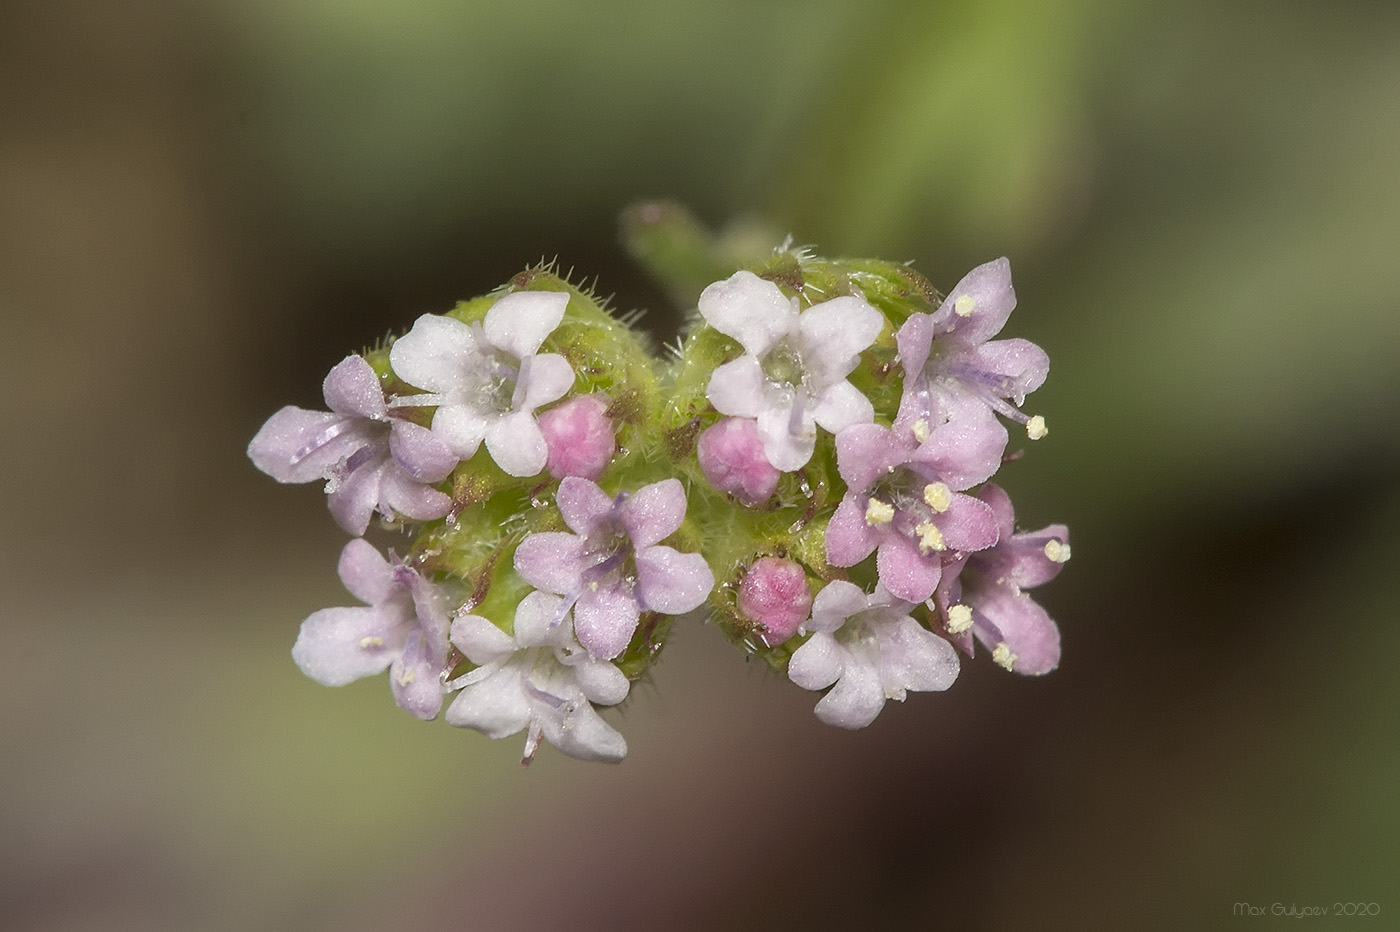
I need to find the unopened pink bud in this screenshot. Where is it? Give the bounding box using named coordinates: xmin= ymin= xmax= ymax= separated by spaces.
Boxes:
xmin=696 ymin=417 xmax=780 ymax=505
xmin=538 ymin=394 xmax=616 ymax=481
xmin=737 ymin=557 xmax=812 ymax=645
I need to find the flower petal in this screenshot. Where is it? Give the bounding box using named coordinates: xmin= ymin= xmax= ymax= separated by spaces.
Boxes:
xmin=247 ymin=407 xmax=364 ymax=484
xmin=634 ymin=545 xmax=714 ymax=614
xmin=813 ymin=662 xmax=886 ymax=729
xmin=973 ymin=588 xmax=1061 ymax=675
xmin=445 ymin=664 xmax=532 ymax=738
xmin=937 ymin=493 xmax=1000 ymax=553
xmin=450 ymin=614 xmax=518 ymax=665
xmin=390 ymin=313 xmax=479 ymax=395
xmin=698 ymin=270 xmax=797 ymax=356
xmin=756 ymin=399 xmax=815 ymax=472
xmin=483 ymin=290 xmax=569 ymax=359
xmin=378 ymin=465 xmax=452 ymax=523
xmin=337 ymin=538 xmax=395 ymax=606
xmin=895 ymin=313 xmax=934 ymax=376
xmin=430 ymin=403 xmax=488 ymax=460
xmin=788 ymin=633 xmax=843 ymax=691
xmin=811 ymin=379 xmax=874 ymax=435
xmin=519 ymin=352 xmax=574 ymax=409
xmin=512 ymin=590 xmax=567 ymax=648
xmin=909 ymin=390 xmax=1008 ymax=490
xmin=570 ymin=658 xmax=630 ymax=706
xmin=485 ymin=410 xmax=548 ymax=477
xmin=322 ymin=355 xmax=386 ymax=419
xmin=390 ymin=628 xmax=445 ymax=720
xmin=933 ymin=257 xmax=1016 ymax=346
xmin=514 ymin=532 xmax=588 ymax=594
xmin=389 ymin=420 xmax=457 ymax=483
xmin=292 ymin=604 xmax=405 ymax=686
xmin=878 ymin=616 xmax=960 ymax=693
xmin=327 ymin=456 xmax=386 ymax=535
xmin=834 ymin=423 xmax=909 ymax=492
xmin=808 ymin=580 xmax=869 ymax=633
xmin=797 ymin=295 xmax=884 ymax=383
xmin=706 ymin=356 xmax=766 ymax=418
xmin=573 ymin=583 xmax=640 ymax=660
xmin=619 ymin=478 xmax=687 ymax=548
xmin=969 ymin=337 xmax=1049 ymax=404
xmin=876 ymin=535 xmax=942 ymax=604
xmin=541 ymin=702 xmax=628 ymax=763
xmin=556 ymin=477 xmax=615 ymax=537
xmin=825 ymin=494 xmax=880 ymax=568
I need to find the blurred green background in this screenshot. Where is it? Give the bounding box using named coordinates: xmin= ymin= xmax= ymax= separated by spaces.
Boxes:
xmin=3 ymin=1 xmax=1398 ymax=929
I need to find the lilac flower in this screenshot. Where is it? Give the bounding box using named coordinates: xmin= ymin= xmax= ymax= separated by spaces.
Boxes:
xmin=513 ymin=477 xmax=715 ymax=660
xmin=788 ymin=580 xmax=959 ymax=728
xmin=537 ymin=393 xmax=616 ymax=481
xmin=291 ymin=539 xmax=452 ymax=720
xmin=737 ymin=557 xmax=812 ymax=646
xmin=446 ymin=591 xmax=631 ymax=764
xmin=933 ymin=483 xmax=1067 ymax=675
xmin=699 ymin=270 xmax=884 ymax=471
xmin=696 ymin=416 xmax=781 ymax=505
xmin=893 ymin=258 xmax=1049 ymax=489
xmin=247 ymin=355 xmax=456 ymax=535
xmin=389 ymin=291 xmax=575 ymax=478
xmin=825 ymin=423 xmax=999 ymax=604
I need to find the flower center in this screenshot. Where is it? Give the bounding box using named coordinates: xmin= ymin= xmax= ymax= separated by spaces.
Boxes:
xmin=762 ymin=339 xmax=806 ymax=389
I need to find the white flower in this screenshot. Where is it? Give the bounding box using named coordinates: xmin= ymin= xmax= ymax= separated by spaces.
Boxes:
xmin=699 ymin=270 xmax=883 ymax=471
xmin=445 ymin=591 xmax=631 ymax=764
xmin=788 ymin=580 xmax=959 ymax=728
xmin=389 ymin=291 xmax=575 ymax=478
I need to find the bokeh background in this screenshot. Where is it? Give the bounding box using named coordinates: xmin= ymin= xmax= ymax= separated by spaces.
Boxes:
xmin=4 ymin=1 xmax=1399 ymax=929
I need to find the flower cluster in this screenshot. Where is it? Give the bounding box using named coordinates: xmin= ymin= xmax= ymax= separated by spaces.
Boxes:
xmin=250 ymin=243 xmax=1068 ymax=764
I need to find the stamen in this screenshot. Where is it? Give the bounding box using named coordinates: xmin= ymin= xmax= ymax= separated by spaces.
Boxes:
xmin=1026 ymin=415 xmax=1048 ymax=440
xmin=1044 ymin=539 xmax=1071 ymax=563
xmin=923 ymin=482 xmax=952 ymax=513
xmin=992 ymin=642 xmax=1017 ymax=671
xmin=914 ymin=522 xmax=946 ymax=553
xmin=359 ymin=636 xmax=385 ymax=649
xmin=912 ymin=418 xmax=931 ymax=443
xmin=946 ymin=604 xmax=973 ymax=634
xmin=865 ymin=499 xmax=895 ymax=525
xmin=954 ymin=294 xmax=976 ymax=317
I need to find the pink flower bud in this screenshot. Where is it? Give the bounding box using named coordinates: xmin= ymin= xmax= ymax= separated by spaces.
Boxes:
xmin=737 ymin=557 xmax=812 ymax=645
xmin=696 ymin=417 xmax=780 ymax=505
xmin=538 ymin=394 xmax=616 ymax=481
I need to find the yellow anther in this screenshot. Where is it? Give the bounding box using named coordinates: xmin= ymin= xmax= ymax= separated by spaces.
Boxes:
xmin=912 ymin=418 xmax=931 ymax=443
xmin=359 ymin=636 xmax=384 ymax=649
xmin=946 ymin=604 xmax=973 ymax=634
xmin=1044 ymin=540 xmax=1072 ymax=563
xmin=865 ymin=499 xmax=895 ymax=525
xmin=923 ymin=481 xmax=952 ymax=513
xmin=915 ymin=522 xmax=946 ymax=553
xmin=1026 ymin=415 xmax=1048 ymax=440
xmin=396 ymin=668 xmax=416 ymax=686
xmin=954 ymin=294 xmax=976 ymax=317
xmin=992 ymin=642 xmax=1017 ymax=671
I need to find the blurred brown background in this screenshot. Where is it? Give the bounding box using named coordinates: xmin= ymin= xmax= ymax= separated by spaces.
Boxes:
xmin=3 ymin=1 xmax=1398 ymax=930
